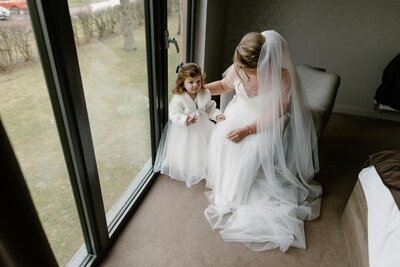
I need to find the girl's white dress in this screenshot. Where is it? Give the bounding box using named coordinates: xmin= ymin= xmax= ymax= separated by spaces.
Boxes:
xmin=205 ymin=66 xmax=321 ymax=252
xmin=155 ymin=89 xmax=222 ymax=187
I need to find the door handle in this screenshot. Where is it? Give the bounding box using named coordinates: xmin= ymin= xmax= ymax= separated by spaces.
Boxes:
xmin=165 ymin=30 xmax=179 ymax=53
xmin=168 ymin=37 xmax=180 ymax=53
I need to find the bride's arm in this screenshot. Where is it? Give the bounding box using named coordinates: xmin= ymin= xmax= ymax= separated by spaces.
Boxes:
xmin=207 ymin=64 xmax=236 ymax=95
xmin=280 ymin=68 xmax=291 ymax=115
xmin=227 ymin=69 xmax=291 ymax=143
xmin=226 ymin=121 xmax=257 ymax=143
xmin=206 ymin=79 xmax=234 ymax=96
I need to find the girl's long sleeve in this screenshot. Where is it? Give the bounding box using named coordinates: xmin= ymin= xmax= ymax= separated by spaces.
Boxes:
xmin=169 ymin=97 xmax=188 ymax=126
xmin=205 ymin=99 xmax=222 ymax=121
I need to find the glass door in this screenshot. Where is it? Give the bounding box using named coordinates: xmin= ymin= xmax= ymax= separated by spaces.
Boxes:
xmin=167 ymin=0 xmax=182 ymax=103
xmin=67 ymin=0 xmax=152 ymax=228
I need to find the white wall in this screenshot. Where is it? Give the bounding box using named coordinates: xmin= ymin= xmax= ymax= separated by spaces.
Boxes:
xmin=203 ymin=0 xmax=400 ymax=121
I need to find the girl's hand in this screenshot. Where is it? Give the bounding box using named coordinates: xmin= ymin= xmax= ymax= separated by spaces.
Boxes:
xmin=216 ymin=114 xmax=225 ymax=121
xmin=226 ymin=127 xmax=250 ymax=143
xmin=186 ymin=115 xmax=197 ymax=125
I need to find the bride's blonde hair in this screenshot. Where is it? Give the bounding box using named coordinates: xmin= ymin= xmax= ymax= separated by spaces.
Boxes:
xmin=234 ymin=32 xmax=265 ymax=80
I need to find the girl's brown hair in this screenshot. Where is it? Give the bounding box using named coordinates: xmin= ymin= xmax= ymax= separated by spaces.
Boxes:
xmin=233 ymin=32 xmax=265 ymax=81
xmin=173 ymin=63 xmax=205 ymax=94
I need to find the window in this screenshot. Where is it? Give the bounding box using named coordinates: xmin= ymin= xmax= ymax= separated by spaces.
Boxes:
xmin=0 ymin=4 xmax=84 ymax=265
xmin=0 ymin=0 xmax=193 ymax=265
xmin=67 ymin=0 xmax=152 ymax=228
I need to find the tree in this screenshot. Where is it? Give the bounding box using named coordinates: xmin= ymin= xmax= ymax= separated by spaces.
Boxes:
xmin=177 ymin=0 xmax=181 ymax=35
xmin=120 ymin=0 xmax=136 ymax=51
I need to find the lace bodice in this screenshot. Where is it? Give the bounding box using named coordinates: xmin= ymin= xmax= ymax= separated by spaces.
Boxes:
xmin=234 ymin=74 xmax=259 ymax=99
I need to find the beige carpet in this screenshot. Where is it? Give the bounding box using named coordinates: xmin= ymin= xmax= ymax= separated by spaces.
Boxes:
xmin=100 ymin=113 xmax=400 ymax=267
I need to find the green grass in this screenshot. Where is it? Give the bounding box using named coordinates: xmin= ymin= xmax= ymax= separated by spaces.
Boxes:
xmin=0 ymin=12 xmax=181 ymax=266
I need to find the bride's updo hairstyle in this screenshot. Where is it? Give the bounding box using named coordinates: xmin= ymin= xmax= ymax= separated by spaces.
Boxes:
xmin=234 ymin=32 xmax=265 ymax=80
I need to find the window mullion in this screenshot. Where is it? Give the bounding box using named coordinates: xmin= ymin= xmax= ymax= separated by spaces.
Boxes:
xmin=146 ymin=0 xmax=169 ymax=159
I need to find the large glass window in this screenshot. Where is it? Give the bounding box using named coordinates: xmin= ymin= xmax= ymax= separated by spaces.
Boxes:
xmin=68 ymin=0 xmax=152 ymax=226
xmin=1 ymin=0 xmax=192 ymax=265
xmin=167 ymin=0 xmax=183 ymax=102
xmin=0 ymin=9 xmax=84 ymax=266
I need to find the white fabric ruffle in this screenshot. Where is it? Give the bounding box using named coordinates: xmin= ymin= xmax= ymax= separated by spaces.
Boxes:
xmin=155 ymin=113 xmax=215 ymax=187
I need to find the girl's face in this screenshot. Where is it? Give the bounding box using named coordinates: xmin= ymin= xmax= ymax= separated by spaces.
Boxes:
xmin=184 ymin=75 xmax=202 ymax=95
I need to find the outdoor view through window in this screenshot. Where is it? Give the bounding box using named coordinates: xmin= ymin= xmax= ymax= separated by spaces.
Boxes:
xmin=0 ymin=0 xmax=182 ymax=265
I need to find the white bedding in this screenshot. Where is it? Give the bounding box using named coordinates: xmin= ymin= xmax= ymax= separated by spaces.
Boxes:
xmin=359 ymin=166 xmax=400 ymax=267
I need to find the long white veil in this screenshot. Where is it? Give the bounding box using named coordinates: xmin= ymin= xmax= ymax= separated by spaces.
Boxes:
xmin=204 ymin=30 xmax=322 ymax=252
xmin=218 ymin=30 xmax=321 ymax=252
xmin=256 ymin=30 xmax=321 ymax=205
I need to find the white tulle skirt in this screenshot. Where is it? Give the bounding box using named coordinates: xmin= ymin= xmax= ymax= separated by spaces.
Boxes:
xmin=155 ymin=113 xmax=215 ymax=187
xmin=205 ymin=96 xmax=320 ymax=252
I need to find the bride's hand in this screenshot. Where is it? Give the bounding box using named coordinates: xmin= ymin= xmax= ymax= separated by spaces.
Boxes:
xmin=226 ymin=127 xmax=250 ymax=143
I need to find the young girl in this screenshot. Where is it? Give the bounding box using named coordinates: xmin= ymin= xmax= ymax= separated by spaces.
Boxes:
xmin=154 ymin=63 xmax=225 ymax=187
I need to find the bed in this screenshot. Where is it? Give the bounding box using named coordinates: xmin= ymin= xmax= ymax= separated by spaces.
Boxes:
xmin=341 ymin=149 xmax=400 ymax=267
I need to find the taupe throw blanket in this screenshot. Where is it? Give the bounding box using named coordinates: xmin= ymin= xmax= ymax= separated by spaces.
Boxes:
xmin=366 ymin=149 xmax=400 ymax=209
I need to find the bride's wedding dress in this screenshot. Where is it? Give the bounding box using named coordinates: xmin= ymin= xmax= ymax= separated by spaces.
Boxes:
xmin=204 ymin=30 xmax=322 ymax=252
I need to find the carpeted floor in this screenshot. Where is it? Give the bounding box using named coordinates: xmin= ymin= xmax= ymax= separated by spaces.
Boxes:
xmin=100 ymin=113 xmax=400 ymax=267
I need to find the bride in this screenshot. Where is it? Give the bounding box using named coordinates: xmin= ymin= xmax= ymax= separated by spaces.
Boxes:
xmin=204 ymin=30 xmax=322 ymax=252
